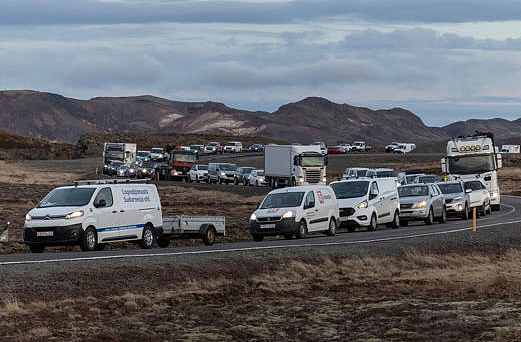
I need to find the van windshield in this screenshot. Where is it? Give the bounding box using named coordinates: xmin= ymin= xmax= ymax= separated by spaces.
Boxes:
xmin=38 ymin=188 xmax=96 ymax=208
xmin=331 ymin=181 xmax=369 ymax=199
xmin=260 ymin=192 xmax=305 ymax=209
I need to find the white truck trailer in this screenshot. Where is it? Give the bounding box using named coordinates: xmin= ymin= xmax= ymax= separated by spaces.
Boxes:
xmin=103 ymin=143 xmax=137 ymax=166
xmin=441 ymin=132 xmax=502 ymax=211
xmin=264 ymin=144 xmax=327 ymax=188
xmin=500 ymin=145 xmax=520 ymax=154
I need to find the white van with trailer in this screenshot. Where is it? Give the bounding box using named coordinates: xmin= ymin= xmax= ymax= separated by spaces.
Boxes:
xmin=249 ymin=185 xmax=339 ymax=241
xmin=24 ymin=179 xmax=225 ymax=253
xmin=264 ymin=144 xmax=327 ymax=187
xmin=330 ymin=178 xmax=400 ymax=232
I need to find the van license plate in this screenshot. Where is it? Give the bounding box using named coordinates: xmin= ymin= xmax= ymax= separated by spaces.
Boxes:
xmin=37 ymin=231 xmax=53 ymax=237
xmin=261 ymin=224 xmax=276 ymax=229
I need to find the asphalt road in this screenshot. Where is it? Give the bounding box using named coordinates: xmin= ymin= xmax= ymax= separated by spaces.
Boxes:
xmin=1 ymin=195 xmax=519 ymax=265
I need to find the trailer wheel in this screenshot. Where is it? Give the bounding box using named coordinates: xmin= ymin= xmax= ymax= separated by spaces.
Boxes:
xmin=201 ymin=224 xmax=216 ymax=246
xmin=157 ymin=237 xmax=170 ymax=248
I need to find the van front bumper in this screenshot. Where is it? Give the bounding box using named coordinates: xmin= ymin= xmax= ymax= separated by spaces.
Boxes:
xmin=24 ymin=223 xmax=83 ymax=246
xmin=339 ymin=207 xmax=371 ymax=227
xmin=249 ymin=219 xmax=299 ymax=236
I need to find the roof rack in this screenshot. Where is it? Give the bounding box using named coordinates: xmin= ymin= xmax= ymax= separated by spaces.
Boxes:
xmin=73 ymin=179 xmax=152 ymax=186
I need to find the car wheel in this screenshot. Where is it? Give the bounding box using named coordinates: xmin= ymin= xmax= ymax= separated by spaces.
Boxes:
xmin=462 ymin=203 xmax=469 ymax=220
xmin=481 ymin=202 xmax=487 ymax=216
xmin=390 ymin=210 xmax=400 ymax=229
xmin=438 ymin=206 xmax=447 ymax=224
xmin=157 ymin=237 xmax=170 ymax=248
xmin=252 ymin=234 xmax=264 ymax=242
xmin=80 ymin=227 xmax=97 ymax=251
xmin=29 ymin=245 xmax=45 ymax=253
xmin=295 ymin=220 xmax=307 ymax=239
xmin=425 ymin=207 xmax=434 ymax=225
xmin=367 ymin=214 xmax=377 ymax=231
xmin=139 ymin=224 xmax=154 ymax=249
xmin=486 ymin=202 xmax=491 ymax=215
xmin=326 ymin=218 xmax=336 ymax=236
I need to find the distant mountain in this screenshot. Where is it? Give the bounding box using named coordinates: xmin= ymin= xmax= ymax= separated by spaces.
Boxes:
xmin=1 ymin=90 xmax=519 ymax=145
xmin=441 ymin=118 xmax=521 ymax=139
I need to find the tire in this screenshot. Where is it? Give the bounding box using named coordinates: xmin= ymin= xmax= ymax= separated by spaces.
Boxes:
xmin=425 ymin=207 xmax=434 ymax=225
xmin=481 ymin=202 xmax=487 ymax=216
xmin=201 ymin=225 xmax=216 ymax=246
xmin=291 ymin=178 xmax=296 ymax=187
xmin=188 ymin=176 xmax=193 ymax=183
xmin=139 ymin=225 xmax=154 ymax=249
xmin=486 ymin=202 xmax=491 ymax=215
xmin=390 ymin=211 xmax=400 ymax=229
xmin=492 ymin=204 xmax=500 ymax=212
xmin=438 ymin=206 xmax=447 ymax=224
xmin=367 ymin=214 xmax=377 ymax=231
xmin=256 ymin=180 xmax=259 ymax=187
xmin=29 ymin=245 xmax=45 ymax=253
xmin=462 ymin=203 xmax=469 ymax=220
xmin=400 ymin=220 xmax=409 ymax=227
xmin=252 ymin=234 xmax=264 ymax=242
xmin=326 ymin=218 xmax=336 ymax=236
xmin=234 ymin=178 xmax=239 ymax=185
xmin=157 ymin=237 xmax=170 ymax=248
xmin=295 ymin=220 xmax=307 ymax=239
xmin=80 ymin=227 xmax=97 ymax=251
xmin=283 ymin=233 xmax=293 ymax=240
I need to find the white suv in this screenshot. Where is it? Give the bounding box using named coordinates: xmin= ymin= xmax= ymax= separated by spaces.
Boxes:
xmin=464 ymin=179 xmax=491 ymax=216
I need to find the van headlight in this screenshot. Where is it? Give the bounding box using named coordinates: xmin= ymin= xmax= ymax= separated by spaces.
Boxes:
xmin=25 ymin=213 xmax=32 ymax=221
xmin=259 ymin=178 xmax=265 ymax=182
xmin=250 ymin=213 xmax=257 ymax=221
xmin=490 ymin=192 xmax=498 ymax=199
xmin=221 ymin=172 xmax=226 ymax=176
xmin=282 ymin=211 xmax=294 ymax=218
xmin=414 ymin=200 xmax=428 ymax=208
xmin=355 ymin=200 xmax=368 ymax=210
xmin=65 ymin=210 xmax=84 ymax=219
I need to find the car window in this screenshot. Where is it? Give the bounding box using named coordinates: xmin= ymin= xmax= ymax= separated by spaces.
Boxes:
xmin=94 ymin=187 xmax=113 ymax=207
xmin=304 ymin=191 xmax=315 ymax=208
xmin=465 ymin=181 xmax=483 ymax=191
xmin=370 ymin=182 xmax=379 ymax=194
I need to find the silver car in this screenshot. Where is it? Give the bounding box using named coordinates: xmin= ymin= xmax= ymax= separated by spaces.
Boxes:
xmin=437 ymin=181 xmax=471 ymax=220
xmin=398 ymin=184 xmax=446 ymax=226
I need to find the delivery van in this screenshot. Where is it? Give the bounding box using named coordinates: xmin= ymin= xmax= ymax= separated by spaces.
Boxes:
xmin=330 ymin=178 xmax=400 ymax=232
xmin=24 ymin=180 xmax=162 ymax=253
xmin=249 ymin=185 xmax=339 ymax=241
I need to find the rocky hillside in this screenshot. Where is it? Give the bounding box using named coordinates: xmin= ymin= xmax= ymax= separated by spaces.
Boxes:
xmin=1 ymin=90 xmax=519 ymax=145
xmin=0 ymin=129 xmax=77 ymax=160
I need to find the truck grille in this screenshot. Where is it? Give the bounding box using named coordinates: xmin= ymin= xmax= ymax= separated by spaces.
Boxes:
xmin=400 ymin=203 xmax=413 ymax=209
xmin=257 ymin=217 xmax=281 ymax=223
xmin=305 ymin=169 xmax=321 ymax=184
xmin=339 ymin=208 xmax=355 ymax=217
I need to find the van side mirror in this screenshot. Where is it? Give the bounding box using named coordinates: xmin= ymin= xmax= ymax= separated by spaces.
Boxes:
xmin=95 ymin=199 xmax=106 ymax=208
xmin=369 ymin=191 xmax=378 ymax=200
xmin=441 ymin=158 xmax=446 ymax=173
xmin=293 ymin=156 xmax=299 ymax=166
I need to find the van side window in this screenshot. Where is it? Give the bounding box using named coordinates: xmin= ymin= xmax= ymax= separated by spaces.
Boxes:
xmin=304 ymin=191 xmax=315 ymax=208
xmin=94 ymin=188 xmax=113 ymax=207
xmin=370 ymin=182 xmax=379 ymax=194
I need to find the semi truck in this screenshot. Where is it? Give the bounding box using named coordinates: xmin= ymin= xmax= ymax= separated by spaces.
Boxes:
xmin=102 ymin=143 xmax=137 ymax=173
xmin=264 ymin=144 xmax=327 ymax=188
xmin=157 ymin=149 xmax=198 ymax=181
xmin=441 ymin=132 xmax=502 ymax=211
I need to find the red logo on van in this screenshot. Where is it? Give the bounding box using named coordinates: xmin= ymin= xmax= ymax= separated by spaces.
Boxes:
xmin=317 ymin=191 xmax=325 ymax=204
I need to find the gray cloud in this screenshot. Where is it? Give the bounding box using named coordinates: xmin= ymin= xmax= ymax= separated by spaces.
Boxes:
xmin=2 ymin=0 xmax=521 ymax=25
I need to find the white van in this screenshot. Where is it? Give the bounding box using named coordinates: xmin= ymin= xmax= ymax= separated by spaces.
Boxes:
xmin=330 ymin=178 xmax=400 ymax=232
xmin=249 ymin=185 xmax=339 ymax=241
xmin=24 ymin=181 xmax=162 ymax=253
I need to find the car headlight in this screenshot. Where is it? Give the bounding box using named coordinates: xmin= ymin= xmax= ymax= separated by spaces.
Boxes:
xmin=250 ymin=213 xmax=257 ymax=221
xmin=415 ymin=200 xmax=428 ymax=208
xmin=259 ymin=178 xmax=264 ymax=182
xmin=282 ymin=211 xmax=294 ymax=218
xmin=491 ymin=192 xmax=498 ymax=199
xmin=221 ymin=172 xmax=226 ymax=176
xmin=25 ymin=213 xmax=32 ymax=221
xmin=355 ymin=200 xmax=368 ymax=210
xmin=322 ymin=177 xmax=327 ymax=182
xmin=65 ymin=210 xmax=84 ymax=219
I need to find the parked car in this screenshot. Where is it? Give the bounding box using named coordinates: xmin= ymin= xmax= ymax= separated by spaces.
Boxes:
xmin=342 ymin=167 xmax=376 ymax=180
xmin=398 ymin=184 xmax=446 ymax=226
xmin=116 ymin=165 xmax=130 ymax=177
xmin=189 ymin=145 xmax=205 ymax=155
xmin=205 ymin=142 xmax=223 ymax=155
xmin=224 ymin=141 xmax=243 ymax=153
xmin=188 ymin=164 xmax=209 ymax=182
xmin=236 ymin=167 xmax=255 ymax=185
xmin=208 ymin=163 xmax=237 ymax=184
xmin=249 ymin=144 xmax=264 ymax=152
xmin=249 ymin=185 xmax=340 ymax=241
xmin=463 ymin=179 xmax=491 ymax=216
xmin=385 ymin=142 xmax=399 ymax=153
xmin=128 ymin=163 xmax=142 ymax=178
xmin=327 ymin=146 xmax=343 ymax=154
xmin=248 ymin=170 xmax=267 ymax=187
xmin=437 ymin=180 xmax=471 ymax=220
xmin=416 ymin=174 xmax=441 ymax=184
xmin=312 ymin=142 xmax=327 ymax=154
xmin=330 ymin=178 xmax=400 ymax=232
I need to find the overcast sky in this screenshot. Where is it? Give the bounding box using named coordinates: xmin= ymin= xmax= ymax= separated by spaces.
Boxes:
xmin=1 ymin=0 xmax=520 ymax=126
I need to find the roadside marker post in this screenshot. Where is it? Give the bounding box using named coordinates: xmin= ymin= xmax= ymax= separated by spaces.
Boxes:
xmin=473 ymin=208 xmax=477 ymax=231
xmin=96 ymin=167 xmax=98 ymax=176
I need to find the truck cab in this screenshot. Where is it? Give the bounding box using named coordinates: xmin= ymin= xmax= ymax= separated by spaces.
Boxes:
xmin=169 ymin=150 xmax=198 ymax=180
